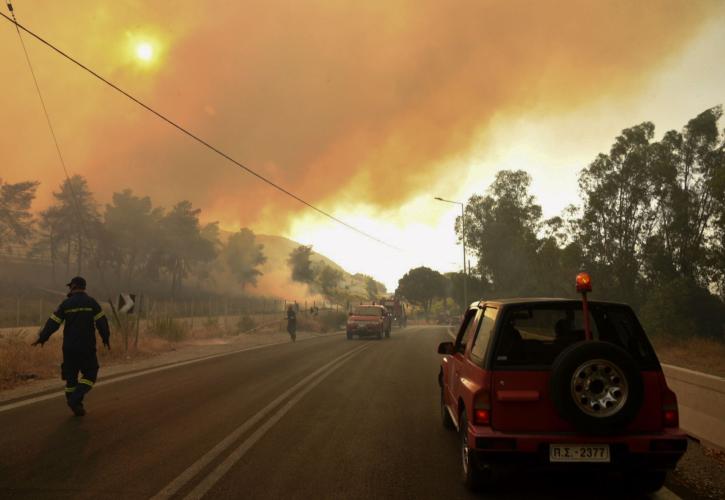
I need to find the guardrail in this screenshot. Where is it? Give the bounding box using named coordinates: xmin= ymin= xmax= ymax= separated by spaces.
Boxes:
xmin=662 ymin=364 xmax=725 ymax=451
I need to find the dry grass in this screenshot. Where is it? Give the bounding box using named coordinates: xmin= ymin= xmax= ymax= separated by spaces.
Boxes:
xmin=651 ymin=335 xmax=725 ymax=378
xmin=0 ymin=330 xmax=62 ymax=390
xmin=0 ymin=311 xmax=346 ymax=391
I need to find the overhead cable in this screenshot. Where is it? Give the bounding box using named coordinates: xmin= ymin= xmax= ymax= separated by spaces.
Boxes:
xmin=5 ymin=2 xmax=93 ymax=243
xmin=0 ymin=11 xmax=400 ymax=251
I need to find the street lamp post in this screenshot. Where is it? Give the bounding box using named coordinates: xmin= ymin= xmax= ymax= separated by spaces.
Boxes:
xmin=435 ymin=197 xmax=467 ymax=309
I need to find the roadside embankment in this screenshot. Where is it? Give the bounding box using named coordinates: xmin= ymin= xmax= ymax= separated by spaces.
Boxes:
xmin=0 ymin=327 xmax=344 ymax=405
xmin=0 ymin=310 xmax=346 ymax=393
xmin=663 ymin=364 xmax=725 ymax=451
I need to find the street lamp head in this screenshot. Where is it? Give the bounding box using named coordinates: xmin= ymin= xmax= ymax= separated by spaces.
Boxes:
xmin=434 ymin=197 xmax=443 ymax=201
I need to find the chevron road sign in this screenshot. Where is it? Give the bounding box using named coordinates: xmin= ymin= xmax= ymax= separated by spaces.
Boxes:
xmin=118 ymin=293 xmax=136 ymax=314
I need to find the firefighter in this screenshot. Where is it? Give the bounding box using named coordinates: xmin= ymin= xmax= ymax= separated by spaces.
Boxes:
xmin=32 ymin=276 xmax=111 ymax=416
xmin=286 ymin=304 xmax=297 ymax=342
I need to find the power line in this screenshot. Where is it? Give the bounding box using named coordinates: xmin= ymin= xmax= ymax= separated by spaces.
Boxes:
xmin=5 ymin=1 xmax=95 ymax=263
xmin=0 ymin=11 xmax=401 ymax=251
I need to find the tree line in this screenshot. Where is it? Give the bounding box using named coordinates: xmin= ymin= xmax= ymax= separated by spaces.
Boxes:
xmin=0 ymin=175 xmax=385 ymax=304
xmin=398 ymin=106 xmax=725 ymax=339
xmin=0 ymin=177 xmax=266 ymax=296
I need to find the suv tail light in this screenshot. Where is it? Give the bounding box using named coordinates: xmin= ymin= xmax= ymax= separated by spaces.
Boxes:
xmin=662 ymin=386 xmax=679 ymax=428
xmin=473 ymin=391 xmax=491 ymax=425
xmin=663 ymin=407 xmax=679 ymax=427
xmin=474 ymin=409 xmax=490 ymax=425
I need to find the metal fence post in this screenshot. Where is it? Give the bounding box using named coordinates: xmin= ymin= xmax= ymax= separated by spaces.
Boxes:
xmin=135 ymin=294 xmax=142 ymax=350
xmin=224 ymin=297 xmax=228 ymax=330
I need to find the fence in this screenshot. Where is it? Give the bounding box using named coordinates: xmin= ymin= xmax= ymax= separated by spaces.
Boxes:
xmin=0 ymin=294 xmax=346 ymax=330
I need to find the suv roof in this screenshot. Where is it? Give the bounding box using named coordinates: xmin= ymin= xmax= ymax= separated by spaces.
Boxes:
xmin=353 ymin=304 xmax=386 ymax=312
xmin=471 ymin=297 xmax=630 ymax=308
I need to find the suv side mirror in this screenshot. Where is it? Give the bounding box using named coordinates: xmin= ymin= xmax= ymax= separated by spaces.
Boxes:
xmin=437 ymin=341 xmax=454 ymax=355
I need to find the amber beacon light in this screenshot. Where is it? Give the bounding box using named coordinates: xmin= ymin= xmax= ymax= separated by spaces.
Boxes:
xmin=576 ymin=272 xmax=593 ymax=340
xmin=576 ymin=272 xmax=592 ymax=293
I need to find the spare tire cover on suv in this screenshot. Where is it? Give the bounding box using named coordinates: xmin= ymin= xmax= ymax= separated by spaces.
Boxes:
xmin=550 ymin=341 xmax=644 ymax=434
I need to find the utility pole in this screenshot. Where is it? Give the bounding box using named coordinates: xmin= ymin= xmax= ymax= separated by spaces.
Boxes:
xmin=435 ymin=197 xmax=468 ymax=309
xmin=461 ymin=202 xmax=467 ymax=308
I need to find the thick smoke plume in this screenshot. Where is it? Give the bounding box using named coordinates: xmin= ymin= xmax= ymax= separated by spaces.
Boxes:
xmin=0 ymin=0 xmax=720 ymax=231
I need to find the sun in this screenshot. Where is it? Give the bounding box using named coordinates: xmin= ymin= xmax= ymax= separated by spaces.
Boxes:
xmin=135 ymin=42 xmax=154 ymax=62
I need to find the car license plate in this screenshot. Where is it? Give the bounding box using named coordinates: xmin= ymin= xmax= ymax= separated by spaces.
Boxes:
xmin=549 ymin=444 xmax=610 ymax=463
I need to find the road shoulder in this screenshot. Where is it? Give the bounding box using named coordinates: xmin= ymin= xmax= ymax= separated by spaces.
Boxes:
xmin=0 ymin=329 xmax=342 ymax=405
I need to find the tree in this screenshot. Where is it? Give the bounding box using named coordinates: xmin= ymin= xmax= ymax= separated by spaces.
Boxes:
xmin=154 ymin=201 xmax=217 ymax=295
xmin=648 ymin=106 xmax=724 ymax=287
xmin=444 ymin=271 xmax=490 ymax=311
xmin=458 ymin=170 xmax=542 ymax=296
xmin=101 ymin=189 xmax=163 ymax=285
xmin=0 ymin=179 xmax=38 ymax=251
xmin=397 ymin=266 xmax=446 ymax=314
xmin=287 ymin=245 xmax=315 ymax=283
xmin=577 ymin=123 xmax=658 ymax=304
xmin=40 ymin=175 xmax=100 ymax=277
xmin=224 ymin=228 xmax=267 ymax=289
xmin=317 ymin=265 xmax=343 ymax=302
xmin=365 ymin=276 xmax=379 ymax=300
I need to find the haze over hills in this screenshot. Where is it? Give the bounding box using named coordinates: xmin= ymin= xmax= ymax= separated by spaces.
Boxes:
xmin=0 ymin=228 xmax=385 ymax=305
xmin=212 ymin=231 xmax=386 ymax=303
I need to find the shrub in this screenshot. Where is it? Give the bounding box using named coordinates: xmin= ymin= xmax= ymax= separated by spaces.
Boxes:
xmin=319 ymin=311 xmax=348 ymax=333
xmin=0 ymin=329 xmax=60 ymax=389
xmin=147 ymin=316 xmax=187 ymax=342
xmin=640 ymin=278 xmax=725 ymax=340
xmin=236 ymin=314 xmax=257 ymax=334
xmin=203 ymin=316 xmax=218 ymax=328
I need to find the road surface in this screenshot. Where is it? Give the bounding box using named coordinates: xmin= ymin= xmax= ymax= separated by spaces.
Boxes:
xmin=0 ymin=325 xmax=687 ymax=499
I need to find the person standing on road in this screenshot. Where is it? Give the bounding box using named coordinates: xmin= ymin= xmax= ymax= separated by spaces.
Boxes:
xmin=286 ymin=304 xmax=297 ymax=343
xmin=32 ymin=276 xmax=111 ymax=416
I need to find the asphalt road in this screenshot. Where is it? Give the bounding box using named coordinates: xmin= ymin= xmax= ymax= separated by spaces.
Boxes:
xmin=0 ymin=325 xmax=688 ymax=499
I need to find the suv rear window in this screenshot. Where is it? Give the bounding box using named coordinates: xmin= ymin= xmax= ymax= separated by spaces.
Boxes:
xmin=492 ymin=302 xmax=659 ymax=369
xmin=353 ymin=306 xmax=382 ymax=316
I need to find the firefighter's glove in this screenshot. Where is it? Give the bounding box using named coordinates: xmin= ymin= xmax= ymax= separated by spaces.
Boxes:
xmin=103 ymin=341 xmax=111 ymax=351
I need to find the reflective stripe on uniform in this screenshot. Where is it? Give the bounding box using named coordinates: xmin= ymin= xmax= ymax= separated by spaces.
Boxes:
xmin=94 ymin=311 xmax=105 ymax=321
xmin=64 ymin=307 xmax=94 ymax=314
xmin=65 ymin=387 xmax=76 ymax=393
xmin=79 ymin=378 xmax=94 ymax=387
xmin=50 ymin=313 xmax=63 ymax=324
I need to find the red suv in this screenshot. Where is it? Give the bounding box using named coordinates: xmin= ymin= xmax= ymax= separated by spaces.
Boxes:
xmin=347 ymin=305 xmax=391 ymax=340
xmin=438 ymin=293 xmax=687 ymax=493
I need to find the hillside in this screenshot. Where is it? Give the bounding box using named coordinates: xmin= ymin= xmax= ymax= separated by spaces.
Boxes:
xmin=211 ymin=231 xmax=384 ymax=303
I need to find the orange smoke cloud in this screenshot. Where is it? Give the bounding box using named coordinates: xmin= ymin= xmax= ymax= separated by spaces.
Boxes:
xmin=0 ymin=0 xmax=721 ymax=230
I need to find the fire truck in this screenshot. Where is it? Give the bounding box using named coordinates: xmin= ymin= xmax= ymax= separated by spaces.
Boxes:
xmin=380 ymin=297 xmax=407 ymax=328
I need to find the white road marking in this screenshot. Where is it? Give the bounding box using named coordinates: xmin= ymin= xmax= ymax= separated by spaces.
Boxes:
xmin=0 ymin=333 xmax=343 ymax=414
xmin=151 ymin=343 xmax=370 ymax=500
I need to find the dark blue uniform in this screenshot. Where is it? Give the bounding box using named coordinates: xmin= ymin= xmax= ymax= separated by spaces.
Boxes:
xmin=286 ymin=308 xmax=296 ymax=342
xmin=36 ymin=291 xmax=110 ymax=409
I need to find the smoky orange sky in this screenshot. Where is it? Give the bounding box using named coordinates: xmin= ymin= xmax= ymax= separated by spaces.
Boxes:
xmin=1 ymin=1 xmax=723 ymax=278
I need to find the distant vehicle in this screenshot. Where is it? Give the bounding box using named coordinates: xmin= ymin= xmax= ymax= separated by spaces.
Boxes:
xmin=380 ymin=297 xmax=406 ymax=328
xmin=347 ymin=305 xmax=391 ymax=340
xmin=437 ymin=273 xmax=687 ymax=493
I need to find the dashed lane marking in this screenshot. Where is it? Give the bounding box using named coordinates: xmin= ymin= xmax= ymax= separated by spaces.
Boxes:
xmin=152 ymin=343 xmax=370 ymax=500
